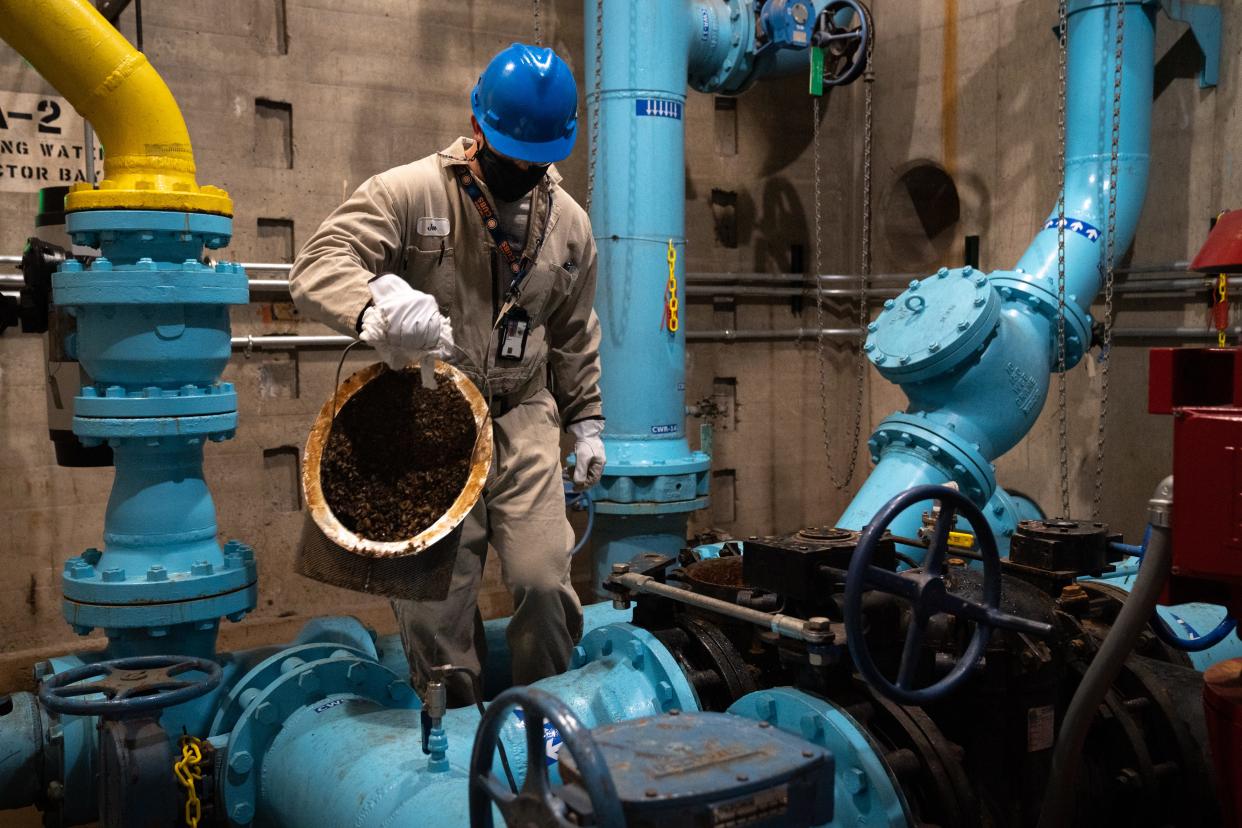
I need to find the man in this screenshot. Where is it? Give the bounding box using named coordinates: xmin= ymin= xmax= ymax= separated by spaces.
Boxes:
xmin=290 ymin=44 xmax=605 ymax=702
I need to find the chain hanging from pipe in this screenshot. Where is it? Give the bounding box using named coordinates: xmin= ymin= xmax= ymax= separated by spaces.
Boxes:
xmin=1055 ymin=0 xmax=1071 ymax=519
xmin=811 ymin=20 xmax=874 ymax=491
xmin=532 ymin=0 xmax=543 ymax=47
xmin=585 ymin=0 xmax=603 ymax=213
xmin=1092 ymin=0 xmax=1126 ymax=519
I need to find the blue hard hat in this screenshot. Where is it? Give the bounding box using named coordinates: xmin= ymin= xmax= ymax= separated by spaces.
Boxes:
xmin=471 ymin=43 xmax=578 ymax=164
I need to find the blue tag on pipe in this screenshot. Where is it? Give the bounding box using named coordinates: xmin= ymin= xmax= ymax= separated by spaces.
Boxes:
xmin=1044 ymin=216 xmax=1101 ymax=242
xmin=636 ymin=98 xmax=683 ymax=120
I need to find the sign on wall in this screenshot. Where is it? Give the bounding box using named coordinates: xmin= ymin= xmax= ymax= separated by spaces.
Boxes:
xmin=0 ymin=91 xmax=101 ymax=192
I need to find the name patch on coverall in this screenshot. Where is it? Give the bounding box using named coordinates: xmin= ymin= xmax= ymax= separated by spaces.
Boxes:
xmin=418 ymin=217 xmax=451 ymax=237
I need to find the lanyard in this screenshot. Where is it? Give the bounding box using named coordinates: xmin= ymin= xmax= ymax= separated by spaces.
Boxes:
xmin=455 ymin=169 xmax=552 ymax=321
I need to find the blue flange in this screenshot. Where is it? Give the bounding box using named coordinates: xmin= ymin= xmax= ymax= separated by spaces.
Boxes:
xmin=990 ymin=269 xmax=1092 ymax=370
xmin=867 ymin=267 xmax=1001 ymax=385
xmin=729 ymin=688 xmax=911 ymax=827
xmin=867 ymin=412 xmax=997 ymax=504
xmin=569 ymin=623 xmax=702 ymax=713
xmin=217 ymin=653 xmax=419 ymax=825
xmin=75 ymin=382 xmax=238 ymax=419
xmin=594 ymin=448 xmax=710 ymax=512
xmin=66 ymin=209 xmax=233 ymax=260
xmin=62 ymin=541 xmax=257 ymax=605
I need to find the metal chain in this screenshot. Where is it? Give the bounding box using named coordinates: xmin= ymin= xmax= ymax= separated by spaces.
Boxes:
xmin=585 ymin=0 xmax=603 ymax=213
xmin=532 ymin=0 xmax=544 ymax=47
xmin=812 ymin=96 xmax=832 ymax=480
xmin=1055 ymin=0 xmax=1070 ymax=519
xmin=811 ymin=31 xmax=873 ymax=491
xmin=1093 ymin=0 xmax=1125 ymax=518
xmin=173 ymin=736 xmax=204 ymax=828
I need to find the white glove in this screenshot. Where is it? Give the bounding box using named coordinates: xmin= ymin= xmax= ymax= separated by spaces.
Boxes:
xmin=360 ymin=274 xmax=453 ymax=369
xmin=568 ymin=419 xmax=606 ymax=491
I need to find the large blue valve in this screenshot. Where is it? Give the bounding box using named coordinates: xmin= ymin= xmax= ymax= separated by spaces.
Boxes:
xmin=469 ymin=686 xmax=625 ymax=828
xmin=844 ymin=485 xmax=1053 ymax=705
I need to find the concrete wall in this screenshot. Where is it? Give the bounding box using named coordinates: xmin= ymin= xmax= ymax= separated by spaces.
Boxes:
xmin=0 ymin=0 xmax=858 ymax=679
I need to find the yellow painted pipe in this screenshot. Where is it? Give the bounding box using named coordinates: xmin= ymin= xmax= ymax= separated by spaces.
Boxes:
xmin=0 ymin=0 xmax=232 ymax=215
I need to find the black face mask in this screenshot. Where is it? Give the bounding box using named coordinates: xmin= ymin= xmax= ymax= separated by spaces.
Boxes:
xmin=476 ymin=141 xmax=548 ymax=203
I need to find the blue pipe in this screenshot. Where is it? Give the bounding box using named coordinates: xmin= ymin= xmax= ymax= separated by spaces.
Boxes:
xmin=840 ymin=0 xmax=1156 ymax=548
xmin=54 ymin=210 xmax=255 ymax=653
xmin=375 ymin=601 xmax=634 ymax=701
xmin=587 ymin=0 xmax=711 ymax=593
xmin=233 ymin=623 xmax=699 ymax=827
xmin=588 ymin=1 xmax=838 ymax=594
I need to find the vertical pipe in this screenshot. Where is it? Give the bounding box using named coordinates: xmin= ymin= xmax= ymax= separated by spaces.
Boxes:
xmin=1016 ymin=0 xmax=1154 ymax=309
xmin=587 ymin=0 xmax=710 ymax=591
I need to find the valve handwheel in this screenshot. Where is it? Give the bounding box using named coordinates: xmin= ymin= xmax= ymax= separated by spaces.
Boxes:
xmin=815 ymin=0 xmax=873 ymax=87
xmin=844 ymin=485 xmax=1053 ymax=705
xmin=39 ymin=654 xmax=222 ymax=718
xmin=469 ymin=687 xmax=625 ymax=828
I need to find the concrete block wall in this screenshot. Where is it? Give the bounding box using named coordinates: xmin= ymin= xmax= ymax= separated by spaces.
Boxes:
xmin=0 ymin=0 xmax=860 ymax=678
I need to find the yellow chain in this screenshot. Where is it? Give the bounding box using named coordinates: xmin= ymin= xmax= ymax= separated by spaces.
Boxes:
xmin=1219 ymin=273 xmax=1229 ymax=347
xmin=174 ymin=736 xmax=204 ymax=828
xmin=665 ymin=240 xmax=679 ymax=333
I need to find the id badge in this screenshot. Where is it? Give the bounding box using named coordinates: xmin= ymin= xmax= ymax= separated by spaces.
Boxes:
xmin=497 ymin=306 xmax=531 ymax=361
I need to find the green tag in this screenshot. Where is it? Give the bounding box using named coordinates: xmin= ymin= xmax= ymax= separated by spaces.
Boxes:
xmin=809 ymin=47 xmax=825 ymax=97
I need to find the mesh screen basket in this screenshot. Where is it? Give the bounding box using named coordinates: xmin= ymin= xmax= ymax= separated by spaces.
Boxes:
xmin=297 ymin=361 xmax=492 ymax=600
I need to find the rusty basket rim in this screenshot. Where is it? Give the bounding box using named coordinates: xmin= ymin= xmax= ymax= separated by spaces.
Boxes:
xmin=302 ymin=360 xmax=493 ymax=559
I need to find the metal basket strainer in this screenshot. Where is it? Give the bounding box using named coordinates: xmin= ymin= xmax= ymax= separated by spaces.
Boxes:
xmin=296 ymin=360 xmax=492 ymax=600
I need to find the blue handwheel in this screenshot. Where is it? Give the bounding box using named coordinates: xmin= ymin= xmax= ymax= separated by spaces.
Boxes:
xmin=844 ymin=485 xmax=1053 ymax=705
xmin=816 ymin=0 xmax=873 ymax=87
xmin=469 ymin=687 xmax=625 ymax=828
xmin=39 ymin=654 xmax=222 ymax=718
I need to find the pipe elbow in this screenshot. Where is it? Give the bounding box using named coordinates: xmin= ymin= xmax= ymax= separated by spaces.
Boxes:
xmin=0 ymin=0 xmax=231 ymax=215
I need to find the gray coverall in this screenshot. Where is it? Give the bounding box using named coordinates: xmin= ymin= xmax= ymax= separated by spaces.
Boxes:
xmin=289 ymin=137 xmax=602 ymax=700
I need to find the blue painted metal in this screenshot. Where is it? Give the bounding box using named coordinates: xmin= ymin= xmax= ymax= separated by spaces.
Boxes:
xmin=588 ymin=0 xmax=710 ymax=591
xmin=234 ymin=622 xmax=700 ymax=826
xmin=1006 ymin=488 xmax=1047 ymax=523
xmin=839 ymin=1 xmax=1158 ymax=550
xmin=588 ymin=0 xmax=831 ymax=595
xmin=758 ymin=0 xmax=818 ymax=55
xmin=374 ymin=600 xmax=633 ymax=699
xmin=729 ymin=688 xmax=911 ymax=828
xmin=579 ymin=710 xmax=835 ymax=826
xmin=1159 ymin=0 xmax=1221 ymax=87
xmin=52 ymin=209 xmax=254 ymax=650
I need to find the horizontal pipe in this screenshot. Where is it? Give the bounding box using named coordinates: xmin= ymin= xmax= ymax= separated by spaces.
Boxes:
xmin=231 ymin=335 xmax=360 ymax=350
xmin=687 ymin=327 xmax=863 ymax=341
xmin=172 ymin=327 xmax=1242 ymax=353
xmin=610 ymin=572 xmax=833 ymax=643
xmin=7 ymin=271 xmax=1219 ymax=300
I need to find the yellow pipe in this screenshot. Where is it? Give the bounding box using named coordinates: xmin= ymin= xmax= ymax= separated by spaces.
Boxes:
xmin=0 ymin=0 xmax=232 ymax=215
